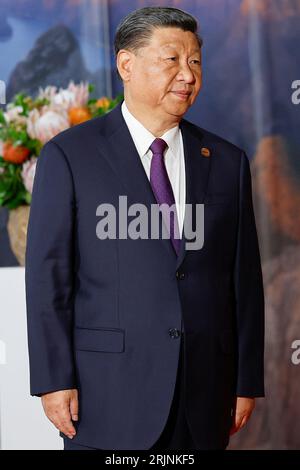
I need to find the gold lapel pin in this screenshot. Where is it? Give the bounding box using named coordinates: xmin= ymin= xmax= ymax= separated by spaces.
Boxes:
xmin=200 ymin=147 xmax=211 ymax=158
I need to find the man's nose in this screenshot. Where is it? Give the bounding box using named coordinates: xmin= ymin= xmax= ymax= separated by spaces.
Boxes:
xmin=176 ymin=62 xmax=196 ymax=83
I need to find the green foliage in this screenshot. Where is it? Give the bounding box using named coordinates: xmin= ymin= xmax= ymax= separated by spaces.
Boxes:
xmin=90 ymin=93 xmax=124 ymax=117
xmin=0 ymin=109 xmax=5 ymax=125
xmin=12 ymin=93 xmax=30 ymax=115
xmin=0 ymin=157 xmax=30 ymax=209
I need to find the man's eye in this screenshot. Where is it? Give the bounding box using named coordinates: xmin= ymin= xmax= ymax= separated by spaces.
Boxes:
xmin=167 ymin=57 xmax=177 ymax=61
xmin=191 ymin=60 xmax=201 ymax=65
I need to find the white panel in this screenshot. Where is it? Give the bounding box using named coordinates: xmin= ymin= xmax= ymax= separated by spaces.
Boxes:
xmin=0 ymin=267 xmax=62 ymax=450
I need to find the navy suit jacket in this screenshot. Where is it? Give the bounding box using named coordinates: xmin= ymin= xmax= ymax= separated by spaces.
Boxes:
xmin=25 ymin=101 xmax=265 ymax=450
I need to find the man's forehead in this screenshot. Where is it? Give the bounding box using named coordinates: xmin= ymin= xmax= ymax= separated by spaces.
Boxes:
xmin=150 ymin=27 xmax=200 ymax=47
xmin=160 ymin=43 xmax=201 ymax=53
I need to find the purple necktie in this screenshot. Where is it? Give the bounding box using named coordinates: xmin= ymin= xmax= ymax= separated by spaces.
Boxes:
xmin=149 ymin=138 xmax=181 ymax=255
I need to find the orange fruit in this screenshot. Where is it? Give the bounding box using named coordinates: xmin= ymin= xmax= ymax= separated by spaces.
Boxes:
xmin=3 ymin=141 xmax=30 ymax=164
xmin=69 ymin=107 xmax=91 ymax=126
xmin=96 ymin=97 xmax=110 ymax=110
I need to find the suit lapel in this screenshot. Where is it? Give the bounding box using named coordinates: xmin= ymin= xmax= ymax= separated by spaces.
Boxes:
xmin=96 ymin=103 xmax=212 ymax=266
xmin=176 ymin=119 xmax=212 ymax=269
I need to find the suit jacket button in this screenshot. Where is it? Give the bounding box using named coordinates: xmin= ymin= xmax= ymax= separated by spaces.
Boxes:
xmin=176 ymin=271 xmax=185 ymax=280
xmin=169 ymin=328 xmax=181 ymax=339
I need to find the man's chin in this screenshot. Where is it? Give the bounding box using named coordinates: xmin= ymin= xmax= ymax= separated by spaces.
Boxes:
xmin=166 ymin=104 xmax=191 ymax=118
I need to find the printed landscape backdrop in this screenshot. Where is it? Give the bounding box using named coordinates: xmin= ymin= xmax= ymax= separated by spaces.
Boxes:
xmin=0 ymin=0 xmax=300 ymax=449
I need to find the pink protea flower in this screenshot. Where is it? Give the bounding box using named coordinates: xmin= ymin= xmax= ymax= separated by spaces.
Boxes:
xmin=27 ymin=107 xmax=70 ymax=144
xmin=3 ymin=105 xmax=27 ymax=125
xmin=37 ymin=86 xmax=58 ymax=102
xmin=52 ymin=81 xmax=90 ymax=111
xmin=21 ymin=157 xmax=37 ymax=194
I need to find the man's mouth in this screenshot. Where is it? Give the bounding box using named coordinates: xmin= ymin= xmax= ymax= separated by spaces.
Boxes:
xmin=171 ymin=91 xmax=192 ymax=100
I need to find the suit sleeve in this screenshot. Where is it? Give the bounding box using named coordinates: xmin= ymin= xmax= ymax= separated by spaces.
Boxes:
xmin=234 ymin=151 xmax=265 ymax=397
xmin=25 ymin=140 xmax=77 ymax=396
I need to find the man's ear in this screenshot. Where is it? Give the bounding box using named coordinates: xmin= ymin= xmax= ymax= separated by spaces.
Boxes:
xmin=117 ymin=50 xmax=134 ymax=82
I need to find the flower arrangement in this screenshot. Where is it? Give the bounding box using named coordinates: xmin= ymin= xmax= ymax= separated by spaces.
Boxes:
xmin=0 ymin=82 xmax=123 ymax=209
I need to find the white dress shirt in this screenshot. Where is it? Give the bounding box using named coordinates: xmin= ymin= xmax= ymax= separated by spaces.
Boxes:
xmin=121 ymin=100 xmax=186 ymax=235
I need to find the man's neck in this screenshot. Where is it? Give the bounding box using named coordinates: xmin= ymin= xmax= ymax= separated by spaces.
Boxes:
xmin=124 ymin=99 xmax=181 ymax=137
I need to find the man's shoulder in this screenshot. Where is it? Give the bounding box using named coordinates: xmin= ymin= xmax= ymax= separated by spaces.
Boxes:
xmin=50 ymin=113 xmax=108 ymax=149
xmin=181 ymin=118 xmax=245 ymax=158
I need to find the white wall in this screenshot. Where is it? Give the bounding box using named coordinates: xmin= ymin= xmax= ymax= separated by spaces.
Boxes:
xmin=0 ymin=267 xmax=62 ymax=450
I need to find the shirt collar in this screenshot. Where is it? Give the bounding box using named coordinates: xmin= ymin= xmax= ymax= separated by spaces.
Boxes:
xmin=121 ymin=100 xmax=180 ymax=159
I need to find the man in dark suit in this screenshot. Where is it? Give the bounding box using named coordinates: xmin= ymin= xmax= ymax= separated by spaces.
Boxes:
xmin=25 ymin=6 xmax=265 ymax=450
